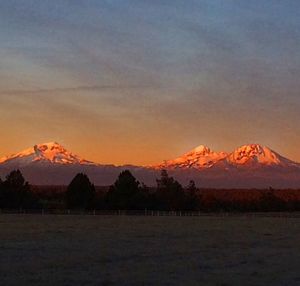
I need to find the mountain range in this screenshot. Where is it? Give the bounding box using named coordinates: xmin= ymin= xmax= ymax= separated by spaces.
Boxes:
xmin=0 ymin=142 xmax=299 ymax=188
xmin=156 ymin=144 xmax=299 ymax=169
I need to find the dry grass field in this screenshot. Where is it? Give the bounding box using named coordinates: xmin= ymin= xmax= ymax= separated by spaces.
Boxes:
xmin=0 ymin=214 xmax=300 ymax=286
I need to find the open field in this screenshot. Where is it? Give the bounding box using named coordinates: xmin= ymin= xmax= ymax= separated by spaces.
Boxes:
xmin=0 ymin=215 xmax=300 ymax=286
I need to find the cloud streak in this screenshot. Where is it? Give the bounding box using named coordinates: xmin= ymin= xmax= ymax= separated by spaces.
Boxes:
xmin=0 ymin=0 xmax=299 ymax=164
xmin=0 ymin=84 xmax=165 ymax=95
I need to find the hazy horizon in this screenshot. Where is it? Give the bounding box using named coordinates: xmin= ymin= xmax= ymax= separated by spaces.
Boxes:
xmin=0 ymin=0 xmax=299 ymax=165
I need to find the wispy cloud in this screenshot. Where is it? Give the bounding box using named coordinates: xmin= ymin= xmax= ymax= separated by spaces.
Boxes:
xmin=0 ymin=84 xmax=162 ymax=95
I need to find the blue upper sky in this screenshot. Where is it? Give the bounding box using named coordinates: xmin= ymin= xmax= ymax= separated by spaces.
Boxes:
xmin=0 ymin=0 xmax=299 ymax=164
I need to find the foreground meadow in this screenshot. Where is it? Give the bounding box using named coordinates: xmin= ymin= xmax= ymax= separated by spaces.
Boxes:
xmin=0 ymin=214 xmax=299 ymax=286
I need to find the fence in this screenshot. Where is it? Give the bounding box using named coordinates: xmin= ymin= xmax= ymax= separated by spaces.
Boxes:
xmin=1 ymin=208 xmax=300 ymax=218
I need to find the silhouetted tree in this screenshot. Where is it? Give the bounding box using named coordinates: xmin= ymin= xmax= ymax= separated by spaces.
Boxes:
xmin=185 ymin=180 xmax=200 ymax=210
xmin=137 ymin=182 xmax=152 ymax=209
xmin=0 ymin=177 xmax=3 ymax=206
xmin=106 ymin=170 xmax=148 ymax=209
xmin=0 ymin=170 xmax=37 ymax=209
xmin=155 ymin=170 xmax=185 ymax=210
xmin=65 ymin=173 xmax=95 ymax=209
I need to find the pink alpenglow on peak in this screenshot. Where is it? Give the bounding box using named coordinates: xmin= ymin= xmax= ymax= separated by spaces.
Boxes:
xmin=156 ymin=145 xmax=228 ymax=169
xmin=192 ymin=145 xmax=211 ymax=154
xmin=0 ymin=142 xmax=95 ymax=166
xmin=226 ymin=144 xmax=296 ymax=167
xmin=0 ymin=141 xmax=299 ymax=187
xmin=156 ymin=143 xmax=299 ymax=170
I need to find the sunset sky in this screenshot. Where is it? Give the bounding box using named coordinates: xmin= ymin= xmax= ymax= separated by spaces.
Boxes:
xmin=0 ymin=0 xmax=299 ymax=165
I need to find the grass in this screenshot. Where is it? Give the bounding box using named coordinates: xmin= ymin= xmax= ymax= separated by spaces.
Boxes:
xmin=0 ymin=214 xmax=300 ymax=285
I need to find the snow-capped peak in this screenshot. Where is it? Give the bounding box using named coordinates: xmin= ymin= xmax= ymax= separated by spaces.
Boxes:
xmin=0 ymin=142 xmax=95 ymax=165
xmin=156 ymin=145 xmax=228 ymax=169
xmin=226 ymin=144 xmax=293 ymax=167
xmin=154 ymin=143 xmax=299 ymax=170
xmin=192 ymin=145 xmax=211 ymax=154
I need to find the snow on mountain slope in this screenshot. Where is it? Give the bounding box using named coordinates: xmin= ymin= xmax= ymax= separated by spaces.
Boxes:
xmin=156 ymin=144 xmax=299 ymax=170
xmin=0 ymin=141 xmax=299 ymax=187
xmin=0 ymin=142 xmax=95 ymax=166
xmin=225 ymin=144 xmax=298 ymax=167
xmin=156 ymin=145 xmax=228 ymax=169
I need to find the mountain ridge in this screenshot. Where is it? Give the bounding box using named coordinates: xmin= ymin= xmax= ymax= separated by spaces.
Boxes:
xmin=0 ymin=142 xmax=299 ymax=188
xmin=156 ymin=143 xmax=299 ymax=170
xmin=0 ymin=142 xmax=95 ymax=166
xmin=1 ymin=142 xmax=299 ymax=169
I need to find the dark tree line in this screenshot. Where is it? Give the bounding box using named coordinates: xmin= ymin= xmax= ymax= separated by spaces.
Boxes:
xmin=1 ymin=169 xmax=300 ymax=211
xmin=0 ymin=170 xmax=39 ymax=209
xmin=0 ymin=169 xmax=199 ymax=210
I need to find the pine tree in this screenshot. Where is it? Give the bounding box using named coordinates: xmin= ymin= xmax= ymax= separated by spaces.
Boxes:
xmin=66 ymin=173 xmax=95 ymax=209
xmin=185 ymin=180 xmax=200 ymax=210
xmin=156 ymin=170 xmax=185 ymax=210
xmin=1 ymin=170 xmax=34 ymax=208
xmin=106 ymin=170 xmax=142 ymax=209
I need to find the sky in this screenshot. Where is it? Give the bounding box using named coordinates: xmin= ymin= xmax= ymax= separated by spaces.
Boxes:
xmin=0 ymin=0 xmax=299 ymax=165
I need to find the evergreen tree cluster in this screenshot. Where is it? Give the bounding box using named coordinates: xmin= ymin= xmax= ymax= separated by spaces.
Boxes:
xmin=0 ymin=169 xmax=299 ymax=211
xmin=0 ymin=170 xmax=38 ymax=209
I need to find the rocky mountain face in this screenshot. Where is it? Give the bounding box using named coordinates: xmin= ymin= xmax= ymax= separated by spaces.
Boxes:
xmin=156 ymin=145 xmax=228 ymax=169
xmin=157 ymin=144 xmax=299 ymax=170
xmin=0 ymin=142 xmax=94 ymax=166
xmin=0 ymin=142 xmax=299 ymax=188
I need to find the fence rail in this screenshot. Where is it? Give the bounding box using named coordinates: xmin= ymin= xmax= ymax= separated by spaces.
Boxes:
xmin=1 ymin=209 xmax=300 ymax=218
